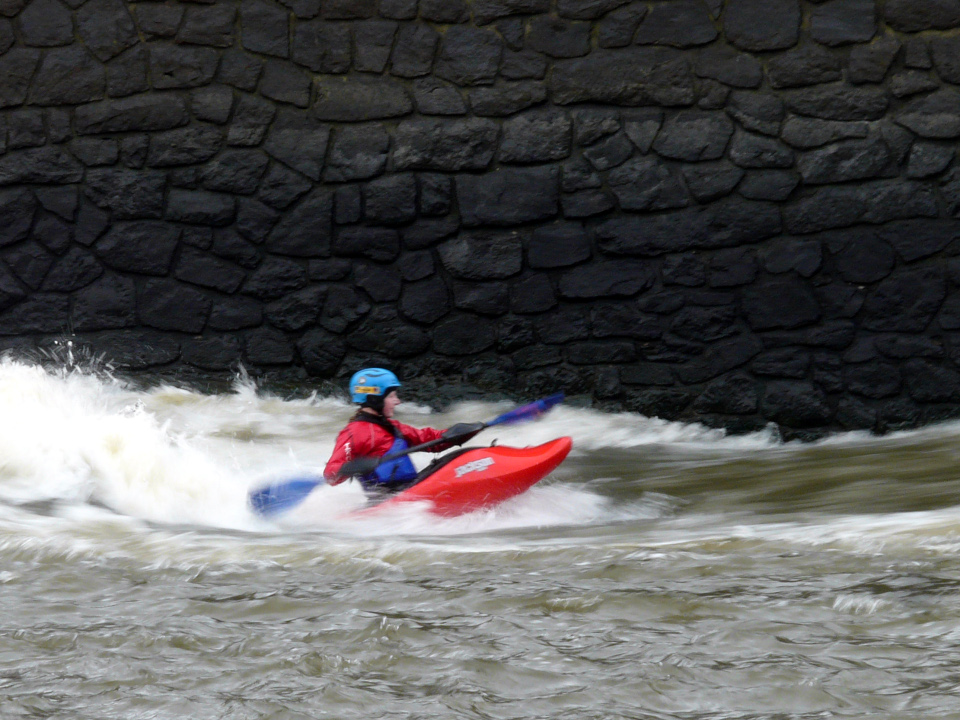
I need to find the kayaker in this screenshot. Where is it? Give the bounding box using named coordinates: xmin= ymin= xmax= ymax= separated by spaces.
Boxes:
xmin=324 ymin=368 xmax=482 ymax=494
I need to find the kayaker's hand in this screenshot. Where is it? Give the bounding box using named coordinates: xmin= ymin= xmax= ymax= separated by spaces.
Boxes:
xmin=442 ymin=422 xmax=485 ymax=445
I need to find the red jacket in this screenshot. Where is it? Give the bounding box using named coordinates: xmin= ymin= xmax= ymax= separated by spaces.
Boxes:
xmin=324 ymin=415 xmax=447 ymax=485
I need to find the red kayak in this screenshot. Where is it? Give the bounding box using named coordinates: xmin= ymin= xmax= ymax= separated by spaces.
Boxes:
xmin=353 ymin=437 xmax=573 ymax=518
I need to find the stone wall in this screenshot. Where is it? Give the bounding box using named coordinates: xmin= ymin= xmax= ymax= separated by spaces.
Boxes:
xmin=1 ymin=0 xmax=960 ymax=436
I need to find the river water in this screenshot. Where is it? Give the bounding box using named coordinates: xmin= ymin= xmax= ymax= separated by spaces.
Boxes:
xmin=3 ymin=358 xmax=960 ymax=719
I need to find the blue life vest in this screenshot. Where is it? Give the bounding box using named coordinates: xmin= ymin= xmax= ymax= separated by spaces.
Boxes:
xmin=360 ymin=435 xmax=418 ymax=490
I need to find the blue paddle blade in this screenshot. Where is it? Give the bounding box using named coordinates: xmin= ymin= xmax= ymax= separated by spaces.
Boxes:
xmin=487 ymin=393 xmax=565 ymax=427
xmin=248 ymin=476 xmax=324 ymax=517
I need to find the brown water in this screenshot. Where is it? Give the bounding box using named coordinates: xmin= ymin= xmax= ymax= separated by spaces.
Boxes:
xmin=2 ymin=361 xmax=960 ymax=719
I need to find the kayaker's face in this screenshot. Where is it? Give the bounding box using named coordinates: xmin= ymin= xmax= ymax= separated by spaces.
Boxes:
xmin=383 ymin=390 xmax=400 ymax=418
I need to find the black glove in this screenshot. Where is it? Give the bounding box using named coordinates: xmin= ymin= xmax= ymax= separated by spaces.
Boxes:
xmin=441 ymin=422 xmax=485 ymax=445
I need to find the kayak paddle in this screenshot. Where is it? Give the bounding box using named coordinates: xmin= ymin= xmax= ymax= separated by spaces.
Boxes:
xmin=247 ymin=393 xmax=565 ymax=517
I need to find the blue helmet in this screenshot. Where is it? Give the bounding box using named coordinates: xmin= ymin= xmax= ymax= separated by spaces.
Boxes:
xmin=349 ymin=368 xmax=401 ymax=403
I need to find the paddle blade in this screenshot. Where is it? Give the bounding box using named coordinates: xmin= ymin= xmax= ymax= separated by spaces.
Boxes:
xmin=338 ymin=456 xmax=380 ymax=478
xmin=487 ymin=393 xmax=565 ymax=427
xmin=248 ymin=476 xmax=323 ymax=517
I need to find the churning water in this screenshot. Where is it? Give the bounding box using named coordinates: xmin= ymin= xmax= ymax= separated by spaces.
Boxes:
xmin=3 ymin=357 xmax=960 ymax=719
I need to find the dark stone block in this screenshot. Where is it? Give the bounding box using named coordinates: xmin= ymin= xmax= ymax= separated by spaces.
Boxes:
xmin=742 ymin=278 xmax=821 ymax=330
xmin=402 ymin=217 xmax=459 ymax=249
xmin=0 ymin=147 xmax=83 ymax=186
xmin=212 ymin=229 xmax=259 ymax=269
xmin=435 ymin=26 xmax=503 ymax=86
xmin=738 ymin=170 xmax=799 ymax=201
xmin=472 ymin=0 xmax=550 ymax=25
xmin=848 ymin=36 xmax=901 ymax=84
xmin=510 ymin=273 xmax=557 ymax=313
xmin=762 ymin=381 xmax=831 ymax=428
xmin=597 ymin=3 xmax=647 ymax=47
xmin=753 ymin=348 xmax=810 ymax=378
xmin=762 ymin=238 xmax=822 ymax=277
xmin=783 ymin=84 xmax=889 ymax=121
xmin=4 ymin=242 xmax=53 ymax=290
xmin=494 ymin=18 xmax=525 ymax=50
xmin=0 ymin=293 xmax=70 ymax=334
xmin=458 ymin=167 xmax=559 ymax=226
xmin=624 ymin=388 xmax=692 ymax=419
xmin=400 ymin=276 xmax=451 ymax=324
xmin=420 ymin=0 xmax=468 ymax=22
xmin=218 ymin=50 xmax=263 ymax=91
xmin=862 ymin=267 xmax=946 ymax=332
xmin=325 ymin=125 xmax=390 ymax=182
xmin=810 ymin=0 xmax=877 ymax=46
xmin=178 ymin=3 xmax=236 ymax=47
xmin=501 ymin=49 xmax=549 ymax=80
xmin=85 ymin=330 xmax=180 ymax=369
xmin=334 ymin=186 xmax=362 ymax=224
xmin=75 ymin=94 xmax=189 ymax=134
xmin=635 ymin=0 xmax=718 ymax=48
xmin=5 ymin=110 xmax=45 ymax=150
xmin=313 ymin=77 xmax=413 ymax=121
xmin=28 ymin=46 xmax=104 ymax=105
xmin=500 ymin=109 xmax=572 ymax=162
xmin=0 ymin=189 xmax=36 ymax=247
xmin=557 ymin=0 xmax=629 ymax=19
xmin=903 ymin=360 xmax=960 ymax=402
xmin=243 ymin=256 xmax=307 ymax=300
xmin=75 ymin=0 xmax=139 ymax=61
xmin=319 ymin=285 xmax=370 ymax=332
xmin=695 ymin=45 xmax=763 ymax=89
xmin=257 ymin=163 xmax=312 ymax=210
xmin=347 ymin=317 xmax=432 ymax=357
xmin=182 ymin=335 xmax=242 ymax=371
xmin=96 ymin=221 xmax=179 ymax=276
xmin=147 ymin=125 xmax=222 ymax=167
xmin=726 ymin=91 xmax=785 ymax=136
xmin=74 ymin=199 xmax=110 ymax=247
xmin=677 ymin=334 xmax=762 ymax=383
xmin=209 ymin=296 xmax=262 ymax=330
xmin=354 ymin=20 xmax=398 ymax=72
xmin=418 ymin=174 xmax=453 ymax=217
xmin=572 ymin=109 xmax=621 ymax=146
xmin=266 ymin=189 xmax=333 ymax=257
xmin=413 ymin=78 xmax=467 ymax=116
xmin=567 ymin=340 xmax=636 ymax=365
xmin=469 ymin=81 xmax=547 ymax=117
xmin=452 ymin=281 xmax=510 ymax=316
xmin=72 ymin=274 xmax=136 ymax=331
xmin=200 ymin=150 xmax=269 ymax=194
xmin=245 ymin=328 xmax=294 ymax=365
xmin=562 ymin=157 xmax=602 ymax=191
xmin=884 ymin=0 xmax=960 ymax=31
xmin=558 ymin=259 xmax=655 ymax=298
xmin=433 ymin=314 xmax=496 ymax=355
xmin=321 ymin=0 xmax=376 ymax=18
xmin=663 ymin=254 xmax=705 ymax=286
xmin=86 ymin=168 xmax=166 ymax=219
xmin=845 ymin=360 xmax=901 ymax=398
xmin=797 ymin=136 xmax=891 ymax=184
xmin=297 ymin=328 xmax=347 ymax=376
xmin=135 ymin=4 xmax=184 ymax=39
xmin=35 ymin=187 xmax=77 ymax=223
xmin=40 ymin=247 xmax=102 ymax=292
xmin=527 ymin=15 xmax=591 ymax=57
xmin=877 ymin=219 xmax=958 ymax=262
xmin=512 ymin=344 xmax=560 ymax=370
xmin=930 ymin=37 xmax=960 ymax=84
xmin=263 ymin=110 xmax=330 ymax=180
xmin=364 ymin=174 xmax=417 ymax=226
xmin=876 ymin=335 xmax=944 ymax=359
xmin=334 ymin=227 xmax=400 ymax=262
xmin=0 ymin=265 xmax=26 ymax=312
xmin=291 ymin=20 xmax=350 ymax=73
xmin=896 ymin=90 xmax=960 ymax=139
xmin=166 ymin=189 xmax=235 ymax=226
xmin=693 ymin=373 xmax=758 ymax=414
xmin=681 ymin=162 xmax=744 ymax=203
xmin=907 ymin=142 xmax=955 ymax=178
xmin=398 ymin=251 xmax=434 ymax=282
xmin=671 ymin=305 xmax=738 ymax=342
xmin=767 ymin=44 xmax=843 ymax=89
xmin=139 ymin=278 xmax=212 ymax=333
xmin=0 ymin=18 xmax=10 ymax=53
xmin=561 ymin=190 xmax=616 ymax=218
xmin=608 ymin=157 xmax=689 ymax=211
xmin=393 ymin=117 xmax=499 ymax=171
xmin=355 ymin=263 xmax=402 ymax=303
xmin=724 ymin=0 xmax=801 ymax=51
xmin=552 ymin=48 xmax=695 ymax=106
xmin=837 ymin=397 xmax=876 ymax=430
xmin=438 ymin=230 xmax=523 ymax=280
xmin=729 ymin=130 xmax=795 ymax=169
xmin=527 ymin=222 xmax=591 ymax=269
xmin=260 ymin=60 xmax=311 ymax=107
xmin=709 ymin=247 xmax=758 ymax=287
xmin=175 ymin=247 xmax=246 ymax=293
xmin=308 ymin=258 xmax=351 ymax=281
xmin=241 ymin=0 xmax=289 ymax=57
xmin=150 ymin=44 xmax=219 ymax=89
xmin=106 ymin=46 xmax=149 ymax=98
xmin=264 ymin=286 xmax=325 ymax=330
xmin=621 ymin=361 xmax=673 ymax=386
xmin=19 ymin=0 xmax=73 ymax=47
xmin=653 ymin=111 xmax=734 ymax=162
xmin=391 ymin=23 xmax=440 ymax=78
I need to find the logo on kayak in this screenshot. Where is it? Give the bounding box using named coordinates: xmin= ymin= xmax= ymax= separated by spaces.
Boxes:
xmin=455 ymin=457 xmax=495 ymax=478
